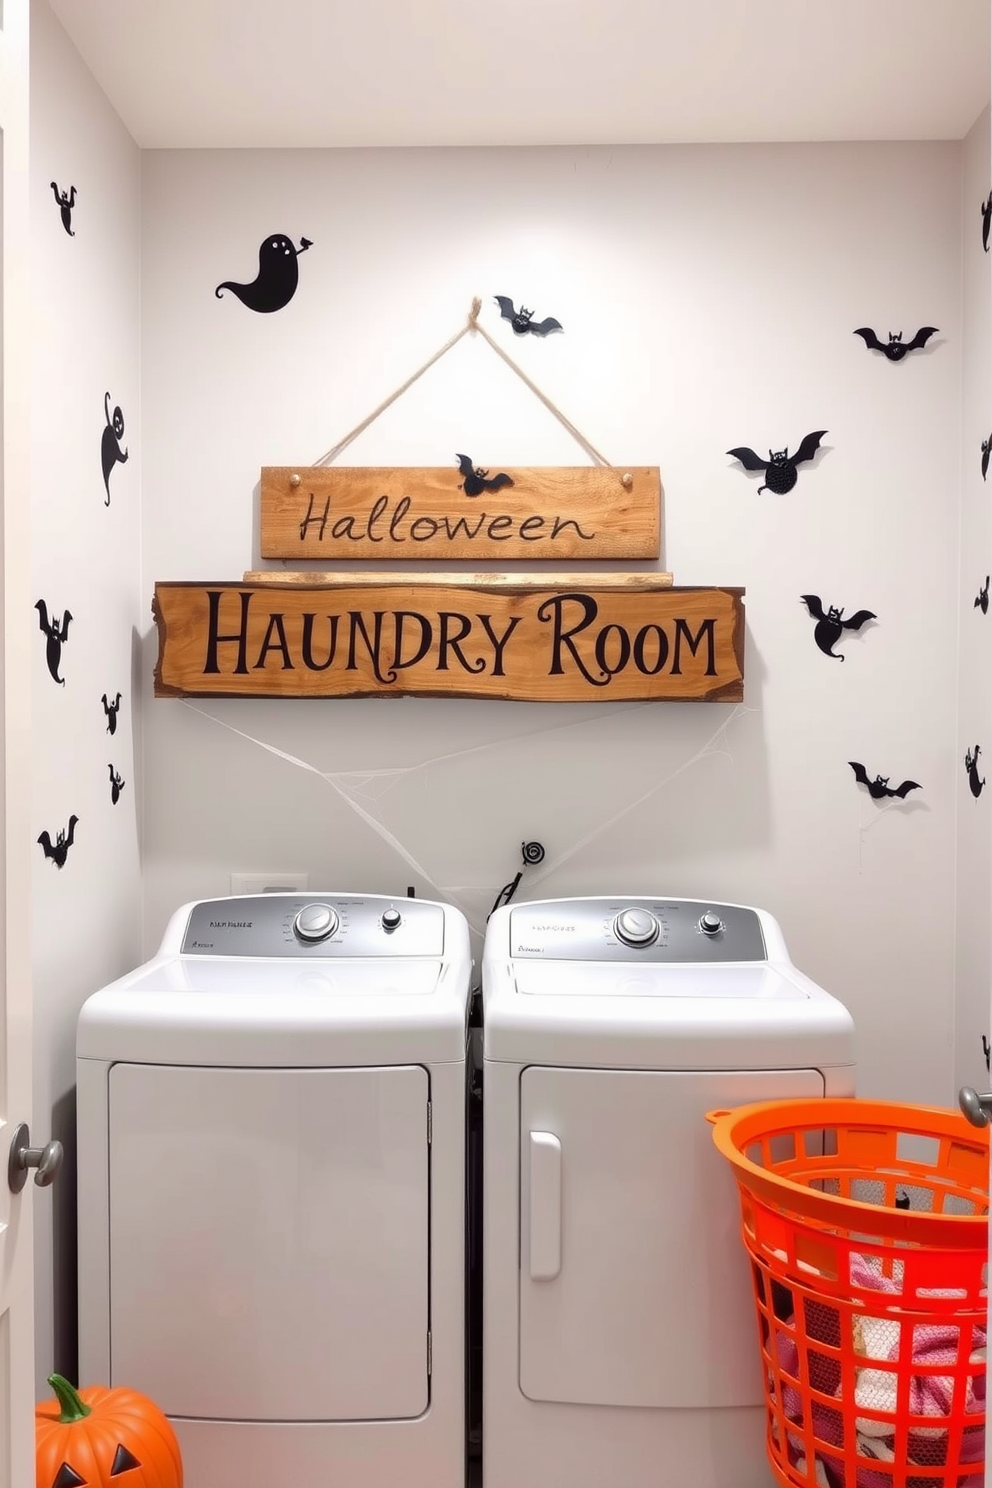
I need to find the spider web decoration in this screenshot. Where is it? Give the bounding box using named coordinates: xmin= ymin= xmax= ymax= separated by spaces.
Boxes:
xmin=181 ymin=701 xmax=753 ymax=937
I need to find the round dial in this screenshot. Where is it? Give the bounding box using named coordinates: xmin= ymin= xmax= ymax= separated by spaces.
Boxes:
xmin=699 ymin=911 xmax=723 ymax=936
xmin=613 ymin=907 xmax=660 ymax=947
xmin=381 ymin=908 xmax=402 ymax=932
xmin=293 ymin=903 xmax=339 ymax=943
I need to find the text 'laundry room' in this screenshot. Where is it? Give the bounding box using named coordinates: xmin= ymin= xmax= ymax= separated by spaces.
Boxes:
xmin=1 ymin=3 xmax=990 ymax=1487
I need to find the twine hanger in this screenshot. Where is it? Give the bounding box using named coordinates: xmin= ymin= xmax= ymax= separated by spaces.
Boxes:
xmin=311 ymin=297 xmax=613 ymax=468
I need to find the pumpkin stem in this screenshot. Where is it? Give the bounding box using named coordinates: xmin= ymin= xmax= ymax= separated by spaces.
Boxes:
xmin=47 ymin=1374 xmax=92 ymax=1423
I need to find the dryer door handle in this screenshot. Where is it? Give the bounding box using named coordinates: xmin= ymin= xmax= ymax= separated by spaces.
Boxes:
xmin=528 ymin=1131 xmax=562 ymax=1281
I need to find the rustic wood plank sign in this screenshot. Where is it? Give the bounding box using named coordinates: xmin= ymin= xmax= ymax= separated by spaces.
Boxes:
xmin=259 ymin=465 xmax=661 ymax=561
xmin=153 ymin=575 xmax=743 ymax=703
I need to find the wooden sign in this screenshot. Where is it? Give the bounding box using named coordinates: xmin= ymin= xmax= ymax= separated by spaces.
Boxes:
xmin=153 ymin=574 xmax=743 ymax=703
xmin=259 ymin=465 xmax=661 ymax=561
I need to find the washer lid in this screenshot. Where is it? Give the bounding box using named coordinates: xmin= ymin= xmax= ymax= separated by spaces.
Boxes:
xmin=513 ymin=963 xmax=810 ymax=1000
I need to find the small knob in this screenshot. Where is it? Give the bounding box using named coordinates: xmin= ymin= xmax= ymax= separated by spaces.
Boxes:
xmin=293 ymin=903 xmax=339 ymax=943
xmin=8 ymin=1124 xmax=64 ymax=1194
xmin=959 ymin=1087 xmax=992 ymax=1127
xmin=381 ymin=908 xmax=402 ymax=933
xmin=614 ymin=907 xmax=659 ymax=947
xmin=699 ymin=912 xmax=723 ymax=936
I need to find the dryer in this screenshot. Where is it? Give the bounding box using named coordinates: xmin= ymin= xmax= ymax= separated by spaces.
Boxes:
xmin=77 ymin=892 xmax=472 ymax=1488
xmin=481 ymin=895 xmax=855 ymax=1488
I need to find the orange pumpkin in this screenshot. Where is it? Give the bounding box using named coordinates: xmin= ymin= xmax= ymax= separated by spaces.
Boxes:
xmin=36 ymin=1374 xmax=183 ymax=1488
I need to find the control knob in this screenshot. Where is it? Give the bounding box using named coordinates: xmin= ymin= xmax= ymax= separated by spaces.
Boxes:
xmin=699 ymin=911 xmax=723 ymax=936
xmin=381 ymin=908 xmax=402 ymax=933
xmin=293 ymin=903 xmax=339 ymax=943
xmin=613 ymin=907 xmax=660 ymax=947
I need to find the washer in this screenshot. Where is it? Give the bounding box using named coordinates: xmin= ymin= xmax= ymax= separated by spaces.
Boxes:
xmin=77 ymin=892 xmax=472 ymax=1488
xmin=482 ymin=895 xmax=855 ymax=1488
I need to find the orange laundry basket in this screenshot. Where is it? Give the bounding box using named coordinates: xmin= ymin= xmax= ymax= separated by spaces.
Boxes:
xmin=709 ymin=1099 xmax=989 ymax=1488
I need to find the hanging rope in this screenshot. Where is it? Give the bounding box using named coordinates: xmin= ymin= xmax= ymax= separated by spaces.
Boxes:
xmin=312 ymin=297 xmax=612 ymax=467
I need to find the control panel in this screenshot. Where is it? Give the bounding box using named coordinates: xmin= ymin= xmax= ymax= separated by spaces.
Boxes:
xmin=180 ymin=896 xmax=445 ymax=957
xmin=508 ymin=899 xmax=766 ymax=962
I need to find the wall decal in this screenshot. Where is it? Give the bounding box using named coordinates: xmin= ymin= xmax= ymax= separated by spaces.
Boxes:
xmin=727 ymin=431 xmax=826 ymax=493
xmin=38 ymin=815 xmax=79 ymax=869
xmin=457 ymin=453 xmax=515 ymax=497
xmin=102 ymin=692 xmax=122 ymax=733
xmin=982 ymin=436 xmax=991 ymax=481
xmin=853 ymin=327 xmax=937 ymax=361
xmin=800 ymin=595 xmax=875 ymax=660
xmin=975 ymin=578 xmax=989 ymax=614
xmin=848 ymin=762 xmax=920 ymax=800
xmin=35 ymin=600 xmax=72 ymax=686
xmin=965 ymin=745 xmax=985 ymax=798
xmin=215 ymin=234 xmax=313 ymax=314
xmin=108 ymin=765 xmax=125 ymax=805
xmin=154 ymin=576 xmax=745 ymax=702
xmin=262 ymin=464 xmax=661 ymax=560
xmin=983 ymin=192 xmax=992 ymax=253
xmin=101 ymin=392 xmax=129 ymax=506
xmin=983 ymin=1034 xmax=990 ymax=1074
xmin=494 ymin=297 xmax=563 ymax=336
xmin=50 ymin=181 xmax=76 ymax=236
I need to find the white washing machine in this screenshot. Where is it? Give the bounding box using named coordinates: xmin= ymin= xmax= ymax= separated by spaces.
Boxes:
xmin=77 ymin=892 xmax=472 ymax=1488
xmin=482 ymin=895 xmax=856 ymax=1488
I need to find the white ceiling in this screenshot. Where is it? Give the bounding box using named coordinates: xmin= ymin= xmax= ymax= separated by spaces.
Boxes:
xmin=48 ymin=0 xmax=991 ymax=150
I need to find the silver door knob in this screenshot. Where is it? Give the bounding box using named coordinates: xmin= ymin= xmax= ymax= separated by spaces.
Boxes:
xmin=958 ymin=1087 xmax=992 ymax=1128
xmin=7 ymin=1123 xmax=63 ymax=1193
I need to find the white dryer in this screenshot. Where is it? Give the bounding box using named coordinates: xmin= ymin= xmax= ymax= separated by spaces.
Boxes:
xmin=482 ymin=895 xmax=855 ymax=1488
xmin=77 ymin=892 xmax=472 ymax=1488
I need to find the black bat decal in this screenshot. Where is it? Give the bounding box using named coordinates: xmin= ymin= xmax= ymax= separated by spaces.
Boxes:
xmin=982 ymin=436 xmax=991 ymax=481
xmin=102 ymin=691 xmax=122 ymax=733
xmin=108 ymin=764 xmax=126 ymax=805
xmin=727 ymin=431 xmax=826 ymax=494
xmin=35 ymin=600 xmax=73 ymax=685
xmin=456 ymin=453 xmax=514 ymax=498
xmin=975 ymin=577 xmax=989 ymax=615
xmin=966 ymin=745 xmax=985 ymax=799
xmin=849 ymin=762 xmax=921 ymax=800
xmin=38 ymin=815 xmax=79 ymax=869
xmin=800 ymin=596 xmax=875 ymax=660
xmin=494 ymin=296 xmax=562 ymax=336
xmin=983 ymin=192 xmax=992 ymax=253
xmin=853 ymin=327 xmax=938 ymax=361
xmin=50 ymin=182 xmax=76 ymax=236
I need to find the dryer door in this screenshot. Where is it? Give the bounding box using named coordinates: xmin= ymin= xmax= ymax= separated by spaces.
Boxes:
xmin=108 ymin=1063 xmax=430 ymax=1421
xmin=519 ymin=1065 xmax=823 ymax=1409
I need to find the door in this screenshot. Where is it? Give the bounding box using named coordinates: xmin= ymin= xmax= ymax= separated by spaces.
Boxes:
xmin=108 ymin=1063 xmax=431 ymax=1421
xmin=0 ymin=3 xmax=36 ymax=1485
xmin=519 ymin=1065 xmax=824 ymax=1409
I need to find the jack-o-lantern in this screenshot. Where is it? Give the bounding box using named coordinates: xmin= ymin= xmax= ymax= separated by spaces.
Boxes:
xmin=36 ymin=1374 xmax=182 ymax=1488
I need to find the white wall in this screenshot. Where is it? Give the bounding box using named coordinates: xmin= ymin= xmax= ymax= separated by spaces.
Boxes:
xmin=30 ymin=0 xmax=141 ymax=1385
xmin=140 ymin=141 xmax=964 ymax=1106
xmin=954 ymin=107 xmax=992 ymax=1099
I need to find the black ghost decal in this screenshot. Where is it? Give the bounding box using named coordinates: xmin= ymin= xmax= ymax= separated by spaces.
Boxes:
xmin=53 ymin=1466 xmax=86 ymax=1488
xmin=215 ymin=234 xmax=313 ymax=313
xmin=111 ymin=1444 xmax=141 ymax=1475
xmin=966 ymin=745 xmax=986 ymax=799
xmin=35 ymin=600 xmax=72 ymax=685
xmin=101 ymin=392 xmax=129 ymax=506
xmin=102 ymin=691 xmax=122 ymax=734
xmin=50 ymin=182 xmax=77 ymax=237
xmin=109 ymin=765 xmax=125 ymax=805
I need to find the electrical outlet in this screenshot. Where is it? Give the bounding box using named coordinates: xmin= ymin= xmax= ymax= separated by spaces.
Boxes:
xmin=230 ymin=872 xmax=309 ymax=896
